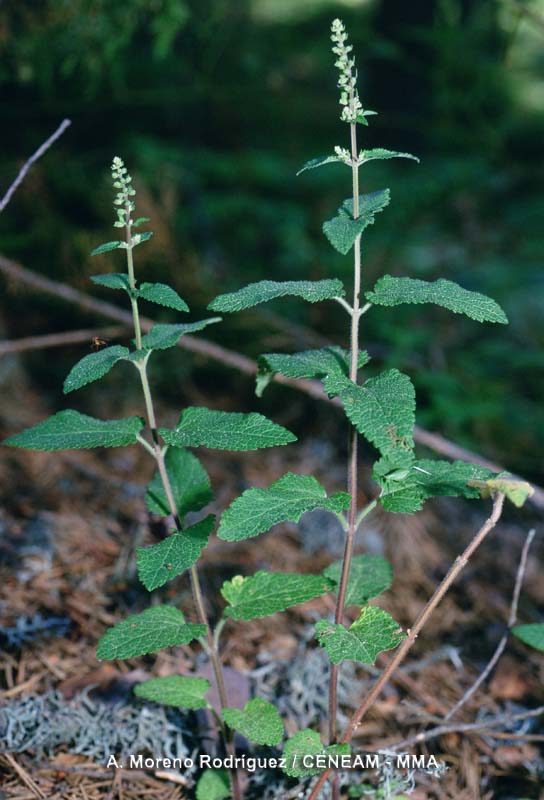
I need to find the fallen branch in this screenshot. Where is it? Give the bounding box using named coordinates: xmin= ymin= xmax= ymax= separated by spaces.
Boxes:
xmin=1 ymin=253 xmax=543 ymax=510
xmin=306 ymin=494 xmax=506 ymax=800
xmin=444 ymin=527 xmax=537 ymax=721
xmin=0 ymin=120 xmax=71 ymax=214
xmin=0 ymin=326 xmax=127 ymax=355
xmin=386 ymin=703 xmax=544 ymax=751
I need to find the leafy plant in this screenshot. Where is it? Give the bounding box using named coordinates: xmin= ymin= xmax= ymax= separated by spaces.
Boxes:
xmin=3 ymin=19 xmax=535 ymax=800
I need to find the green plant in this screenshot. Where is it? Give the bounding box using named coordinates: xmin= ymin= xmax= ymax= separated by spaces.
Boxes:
xmin=3 ymin=18 xmax=535 ymax=800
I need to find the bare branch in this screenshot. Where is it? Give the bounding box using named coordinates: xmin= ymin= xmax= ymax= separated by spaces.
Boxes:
xmin=0 ymin=120 xmax=71 ymax=214
xmin=444 ymin=527 xmax=537 ymax=721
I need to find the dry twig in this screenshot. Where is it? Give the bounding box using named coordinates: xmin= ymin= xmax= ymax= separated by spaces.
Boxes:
xmin=0 ymin=120 xmax=71 ymax=214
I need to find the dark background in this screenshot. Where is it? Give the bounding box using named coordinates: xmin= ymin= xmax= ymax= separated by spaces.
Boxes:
xmin=1 ymin=0 xmax=543 ymax=482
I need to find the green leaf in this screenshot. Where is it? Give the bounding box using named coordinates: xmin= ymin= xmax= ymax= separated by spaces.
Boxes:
xmin=256 ymin=347 xmax=370 ymax=398
xmin=360 ymin=148 xmax=419 ymax=165
xmin=146 ymin=447 xmax=212 ymax=518
xmin=140 ymin=318 xmax=221 ymax=350
xmin=160 ymin=407 xmax=296 ymax=451
xmin=96 ymin=606 xmax=206 ymax=660
xmin=196 ymin=769 xmax=230 ymax=800
xmin=91 ymin=241 xmax=124 ymax=256
xmin=134 ymin=675 xmax=211 ymax=709
xmin=467 ymin=477 xmax=534 ymax=508
xmin=365 ymin=276 xmax=508 ymax=324
xmin=323 ymin=189 xmax=390 ymax=255
xmin=208 ymin=279 xmax=345 ymax=313
xmin=63 ymin=346 xmax=130 ymax=394
xmin=333 ymin=369 xmax=415 ymax=464
xmin=3 ymin=410 xmax=144 ymax=451
xmin=296 ymin=155 xmax=343 ymax=176
xmin=217 ymin=473 xmax=350 ymax=542
xmin=512 ymin=623 xmax=544 ymax=652
xmin=324 ymin=554 xmax=393 ymax=607
xmin=222 ymin=698 xmax=283 ymax=746
xmin=133 ymin=217 xmax=151 ymax=227
xmin=137 ymin=282 xmax=190 ymax=313
xmin=137 ymin=516 xmax=214 ymax=591
xmin=315 ymin=606 xmax=405 ymax=664
xmin=376 ymin=458 xmax=497 ymax=513
xmin=221 ymin=571 xmax=333 ymax=621
xmin=90 ymin=272 xmax=131 ymax=291
xmin=282 ymin=729 xmax=350 ymax=778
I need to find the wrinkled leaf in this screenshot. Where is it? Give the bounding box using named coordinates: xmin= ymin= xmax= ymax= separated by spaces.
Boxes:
xmin=282 ymin=729 xmax=350 ymax=778
xmin=91 ymin=241 xmax=124 ymax=256
xmin=146 ymin=447 xmax=212 ymax=518
xmin=296 ymin=155 xmax=343 ymax=176
xmin=256 ymin=347 xmax=370 ymax=398
xmin=97 ymin=606 xmax=206 ymax=660
xmin=160 ymin=408 xmax=296 ymax=451
xmin=365 ymin=276 xmax=507 ymax=324
xmin=134 ymin=675 xmax=210 ymax=709
xmin=324 ymin=554 xmax=392 ymax=606
xmin=196 ymin=769 xmax=230 ymax=800
xmin=90 ymin=272 xmax=131 ymax=291
xmin=3 ymin=410 xmax=144 ymax=451
xmin=138 ymin=282 xmax=189 ymax=313
xmin=208 ymin=279 xmax=345 ymax=313
xmin=323 ymin=189 xmax=390 ymax=255
xmin=218 ymin=472 xmax=350 ymax=542
xmin=221 ymin=571 xmax=333 ymax=621
xmin=315 ymin=606 xmax=404 ymax=664
xmin=63 ymin=346 xmax=130 ymax=393
xmin=141 ymin=318 xmax=221 ymax=350
xmin=222 ymin=698 xmax=283 ymax=746
xmin=137 ymin=516 xmax=215 ymax=591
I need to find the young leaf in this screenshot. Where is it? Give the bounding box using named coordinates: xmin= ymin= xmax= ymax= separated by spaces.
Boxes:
xmin=323 ymin=189 xmax=390 ymax=255
xmin=91 ymin=241 xmax=124 ymax=256
xmin=217 ymin=473 xmax=350 ymax=542
xmin=296 ymin=154 xmax=343 ymax=176
xmin=90 ymin=272 xmax=131 ymax=291
xmin=333 ymin=369 xmax=416 ymax=464
xmin=324 ymin=554 xmax=393 ymax=607
xmin=3 ymin=410 xmax=144 ymax=451
xmin=146 ymin=447 xmax=213 ymax=518
xmin=256 ymin=347 xmax=370 ymax=398
xmin=137 ymin=282 xmax=190 ymax=313
xmin=137 ymin=516 xmax=215 ymax=591
xmin=467 ymin=477 xmax=534 ymax=508
xmin=221 ymin=571 xmax=334 ymax=621
xmin=132 ymin=231 xmax=153 ymax=247
xmin=140 ymin=318 xmax=221 ymax=351
xmin=208 ymin=279 xmax=345 ymax=313
xmin=282 ymin=729 xmax=350 ymax=778
xmin=365 ymin=276 xmax=508 ymax=324
xmin=63 ymin=345 xmax=130 ymax=393
xmin=196 ymin=769 xmax=230 ymax=800
xmin=96 ymin=606 xmax=206 ymax=660
xmin=315 ymin=606 xmax=405 ymax=664
xmin=222 ymin=698 xmax=283 ymax=746
xmin=134 ymin=675 xmax=210 ymax=709
xmin=160 ymin=408 xmax=296 ymax=451
xmin=376 ymin=458 xmax=497 ymax=513
xmin=512 ymin=623 xmax=544 ymax=652
xmin=360 ymin=148 xmax=419 ymax=165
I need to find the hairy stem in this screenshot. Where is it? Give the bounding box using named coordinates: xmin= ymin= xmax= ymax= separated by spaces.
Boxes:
xmin=124 ymin=219 xmax=241 ymax=800
xmin=328 ymin=118 xmax=362 ymax=800
xmin=308 ymin=493 xmax=506 ymax=800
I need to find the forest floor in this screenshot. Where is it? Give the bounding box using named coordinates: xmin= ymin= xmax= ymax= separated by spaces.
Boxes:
xmin=0 ymin=363 xmax=543 ymax=800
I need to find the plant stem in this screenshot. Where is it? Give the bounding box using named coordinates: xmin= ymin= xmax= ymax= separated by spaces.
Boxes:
xmin=307 ymin=493 xmax=506 ymax=800
xmin=328 ymin=118 xmax=362 ymax=800
xmin=124 ymin=217 xmax=241 ymax=800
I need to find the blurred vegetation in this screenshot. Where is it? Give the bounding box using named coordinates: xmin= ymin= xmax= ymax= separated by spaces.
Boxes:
xmin=0 ymin=0 xmax=543 ymax=481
